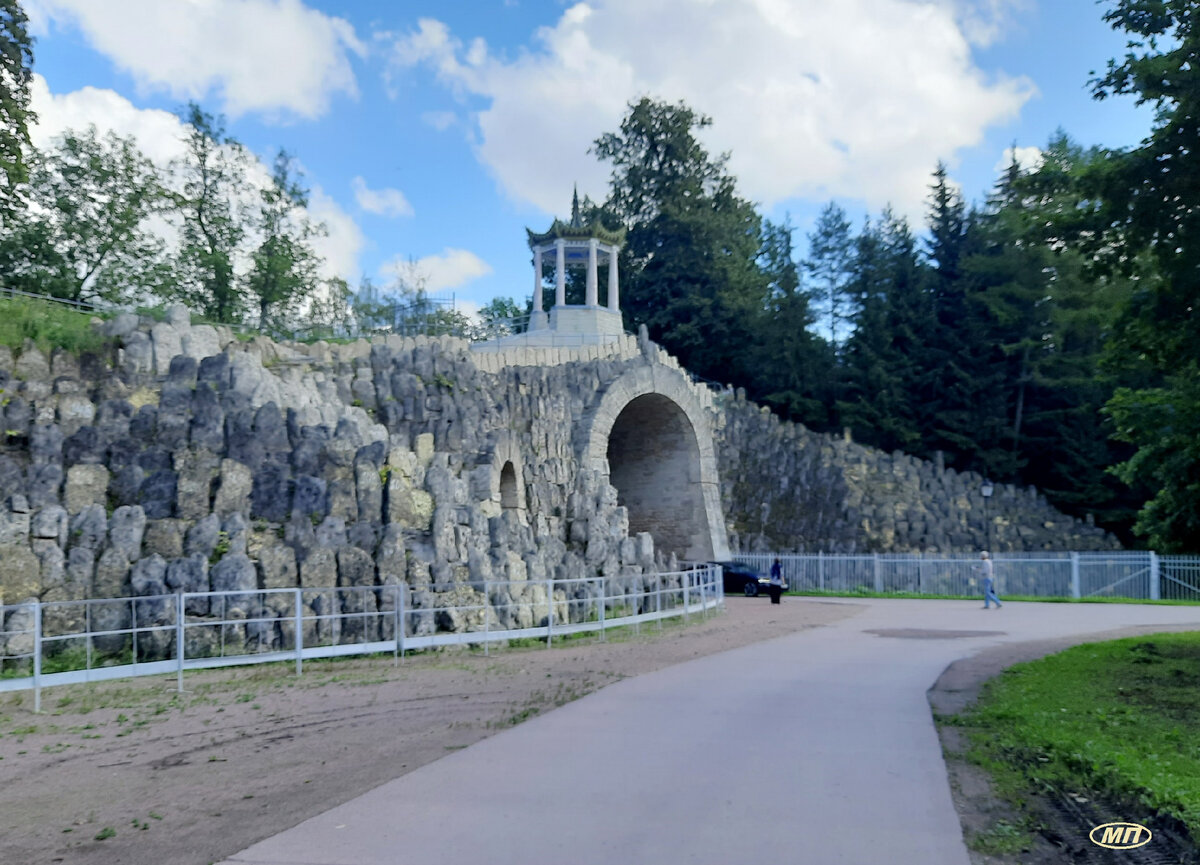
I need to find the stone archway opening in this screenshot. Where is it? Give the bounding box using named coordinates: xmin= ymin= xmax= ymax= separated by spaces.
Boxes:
xmin=499 ymin=461 xmax=520 ymax=511
xmin=606 ymin=393 xmax=714 ymax=561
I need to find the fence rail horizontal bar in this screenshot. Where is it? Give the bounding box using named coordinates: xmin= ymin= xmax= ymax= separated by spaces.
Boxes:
xmin=0 ymin=568 xmax=724 ymax=706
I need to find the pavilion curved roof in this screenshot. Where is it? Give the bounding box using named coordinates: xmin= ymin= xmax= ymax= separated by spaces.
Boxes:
xmin=526 ymin=188 xmax=626 ymax=248
xmin=525 ymin=220 xmax=626 ymax=248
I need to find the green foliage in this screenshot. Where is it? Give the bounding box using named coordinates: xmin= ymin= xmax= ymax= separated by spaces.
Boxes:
xmin=1107 ymin=376 xmax=1200 ymax=551
xmin=0 ymin=296 xmax=110 ymax=355
xmin=0 ymin=0 xmax=34 ymax=227
xmin=1083 ymin=1 xmax=1200 ymax=550
xmin=170 ymin=103 xmax=250 ymax=324
xmin=961 ymin=633 xmax=1200 ymax=840
xmin=246 ymin=149 xmax=328 ymax=331
xmin=0 ymin=126 xmax=172 ymax=304
xmin=209 ymin=531 xmax=230 ymax=564
xmin=753 ymin=217 xmax=834 ymax=428
xmin=594 ymin=97 xmax=770 ymax=389
xmin=804 ymin=202 xmax=856 ymax=350
xmin=838 ymin=208 xmax=927 ymax=453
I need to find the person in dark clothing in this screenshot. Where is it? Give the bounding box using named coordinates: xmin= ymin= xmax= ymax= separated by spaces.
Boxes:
xmin=768 ymin=558 xmax=784 ymax=604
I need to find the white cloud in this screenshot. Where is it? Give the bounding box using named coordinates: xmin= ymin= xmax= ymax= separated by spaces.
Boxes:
xmin=387 ymin=0 xmax=1033 ymax=219
xmin=28 ymin=0 xmax=364 ymax=120
xmin=28 ymin=76 xmax=363 ymax=282
xmin=381 ymin=248 xmax=492 ymax=292
xmin=28 ymin=74 xmax=187 ymax=164
xmin=937 ymin=0 xmax=1030 ymax=47
xmin=352 ymin=176 xmax=415 ymax=218
xmin=422 ymin=110 xmax=457 ymax=131
xmin=307 ymin=186 xmax=365 ymax=282
xmin=995 ymin=144 xmax=1043 ymax=173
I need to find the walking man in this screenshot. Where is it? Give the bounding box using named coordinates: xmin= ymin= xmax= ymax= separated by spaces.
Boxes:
xmin=980 ymin=551 xmax=1002 ymax=609
xmin=768 ymin=558 xmax=784 ymax=605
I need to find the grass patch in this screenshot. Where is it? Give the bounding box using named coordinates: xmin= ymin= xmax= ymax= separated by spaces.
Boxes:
xmin=953 ymin=631 xmax=1200 ymax=842
xmin=967 ymin=819 xmax=1034 ymax=856
xmin=0 ymin=296 xmax=111 ymax=356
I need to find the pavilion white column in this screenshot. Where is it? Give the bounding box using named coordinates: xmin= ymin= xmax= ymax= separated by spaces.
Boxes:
xmin=555 ymin=240 xmax=566 ymax=307
xmin=586 ymin=238 xmax=599 ymax=306
xmin=533 ymin=248 xmax=544 ymax=313
xmin=607 ymin=245 xmax=620 ymax=312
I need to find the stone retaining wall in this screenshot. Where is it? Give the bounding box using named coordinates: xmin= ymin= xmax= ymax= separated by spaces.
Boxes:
xmin=0 ymin=308 xmax=1117 ymax=637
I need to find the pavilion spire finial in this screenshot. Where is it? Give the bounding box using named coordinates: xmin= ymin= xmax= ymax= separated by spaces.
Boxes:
xmin=570 ymin=185 xmax=582 ymax=228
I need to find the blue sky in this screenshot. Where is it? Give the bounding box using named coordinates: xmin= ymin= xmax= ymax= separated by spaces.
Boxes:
xmin=24 ymin=0 xmax=1154 ymax=316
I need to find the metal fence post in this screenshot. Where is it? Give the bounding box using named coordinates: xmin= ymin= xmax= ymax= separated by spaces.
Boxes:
xmin=1070 ymin=552 xmax=1081 ymax=600
xmin=546 ymin=578 xmax=553 ymax=648
xmin=294 ymin=589 xmax=303 ymax=676
xmin=33 ymin=601 xmax=42 ymax=714
xmin=483 ymin=579 xmax=490 ymax=656
xmin=398 ymin=584 xmax=406 ymax=659
xmin=873 ymin=554 xmax=883 ymax=593
xmin=819 ymin=552 xmax=825 ymax=592
xmin=1150 ymin=551 xmax=1161 ymax=601
xmin=130 ymin=596 xmax=138 ymax=668
xmin=683 ymin=573 xmax=690 ymax=624
xmin=657 ymin=573 xmax=663 ymax=631
xmin=599 ymin=576 xmax=606 ymax=642
xmin=393 ymin=585 xmax=400 ymax=665
xmin=176 ymin=592 xmax=185 ymax=693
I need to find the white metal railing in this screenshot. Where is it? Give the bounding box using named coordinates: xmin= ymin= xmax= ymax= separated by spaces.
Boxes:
xmin=734 ymin=551 xmax=1200 ymax=603
xmin=0 ymin=566 xmax=722 ymax=711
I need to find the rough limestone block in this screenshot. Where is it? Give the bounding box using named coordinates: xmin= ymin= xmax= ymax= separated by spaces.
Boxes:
xmin=166 ymin=304 xmax=191 ymax=329
xmin=0 ymin=543 xmax=41 ymax=604
xmin=0 ymin=495 xmax=31 ymax=546
xmin=103 ymin=312 xmax=140 ymax=338
xmin=64 ymin=464 xmax=110 ymax=514
xmin=150 ymin=322 xmax=183 ymax=376
xmin=258 ymin=544 xmax=298 ymax=590
xmin=385 ymin=473 xmax=433 ymax=531
xmin=182 ymin=324 xmax=221 ymax=361
xmin=299 ymin=547 xmax=337 ymax=588
xmin=131 ymin=554 xmax=169 ymax=623
xmin=93 ymin=545 xmax=131 ymax=598
xmin=31 ymin=505 xmax=68 ymax=548
xmin=142 ymin=519 xmax=186 ymax=560
xmin=14 ymin=342 xmax=50 ymax=380
xmin=414 ymin=432 xmax=434 ymax=466
xmin=108 ymin=505 xmax=146 ymax=562
xmin=57 ymin=394 xmax=96 ymax=437
xmin=213 ymin=459 xmax=253 ymax=517
xmin=209 ymin=553 xmax=256 ymax=614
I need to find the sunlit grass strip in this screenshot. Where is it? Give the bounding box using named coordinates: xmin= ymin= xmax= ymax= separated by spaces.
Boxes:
xmin=959 ymin=632 xmax=1200 ymax=841
xmin=0 ymin=296 xmax=111 ymax=356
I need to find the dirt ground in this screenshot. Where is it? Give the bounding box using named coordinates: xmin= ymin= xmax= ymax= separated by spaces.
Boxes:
xmin=9 ymin=598 xmax=1193 ymax=865
xmin=0 ymin=598 xmax=862 ymax=865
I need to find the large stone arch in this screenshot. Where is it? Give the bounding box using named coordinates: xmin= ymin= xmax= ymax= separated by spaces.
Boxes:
xmin=579 ymin=365 xmax=730 ymax=562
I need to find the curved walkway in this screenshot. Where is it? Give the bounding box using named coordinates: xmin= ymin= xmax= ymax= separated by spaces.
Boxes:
xmin=220 ymin=598 xmax=1200 ymax=865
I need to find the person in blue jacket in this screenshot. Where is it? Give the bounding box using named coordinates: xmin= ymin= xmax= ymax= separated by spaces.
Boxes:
xmin=768 ymin=558 xmax=784 ymax=604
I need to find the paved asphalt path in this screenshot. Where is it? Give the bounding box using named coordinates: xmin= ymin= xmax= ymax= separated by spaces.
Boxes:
xmin=221 ymin=598 xmax=1200 ymax=865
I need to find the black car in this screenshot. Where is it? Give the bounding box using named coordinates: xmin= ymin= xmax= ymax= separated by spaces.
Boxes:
xmin=716 ymin=561 xmax=774 ymax=597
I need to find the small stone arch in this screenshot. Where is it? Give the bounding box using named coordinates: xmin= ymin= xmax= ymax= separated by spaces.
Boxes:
xmin=578 ymin=365 xmax=730 ymax=562
xmin=499 ymin=461 xmax=520 ymax=511
xmin=485 ymin=435 xmax=528 ymax=524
